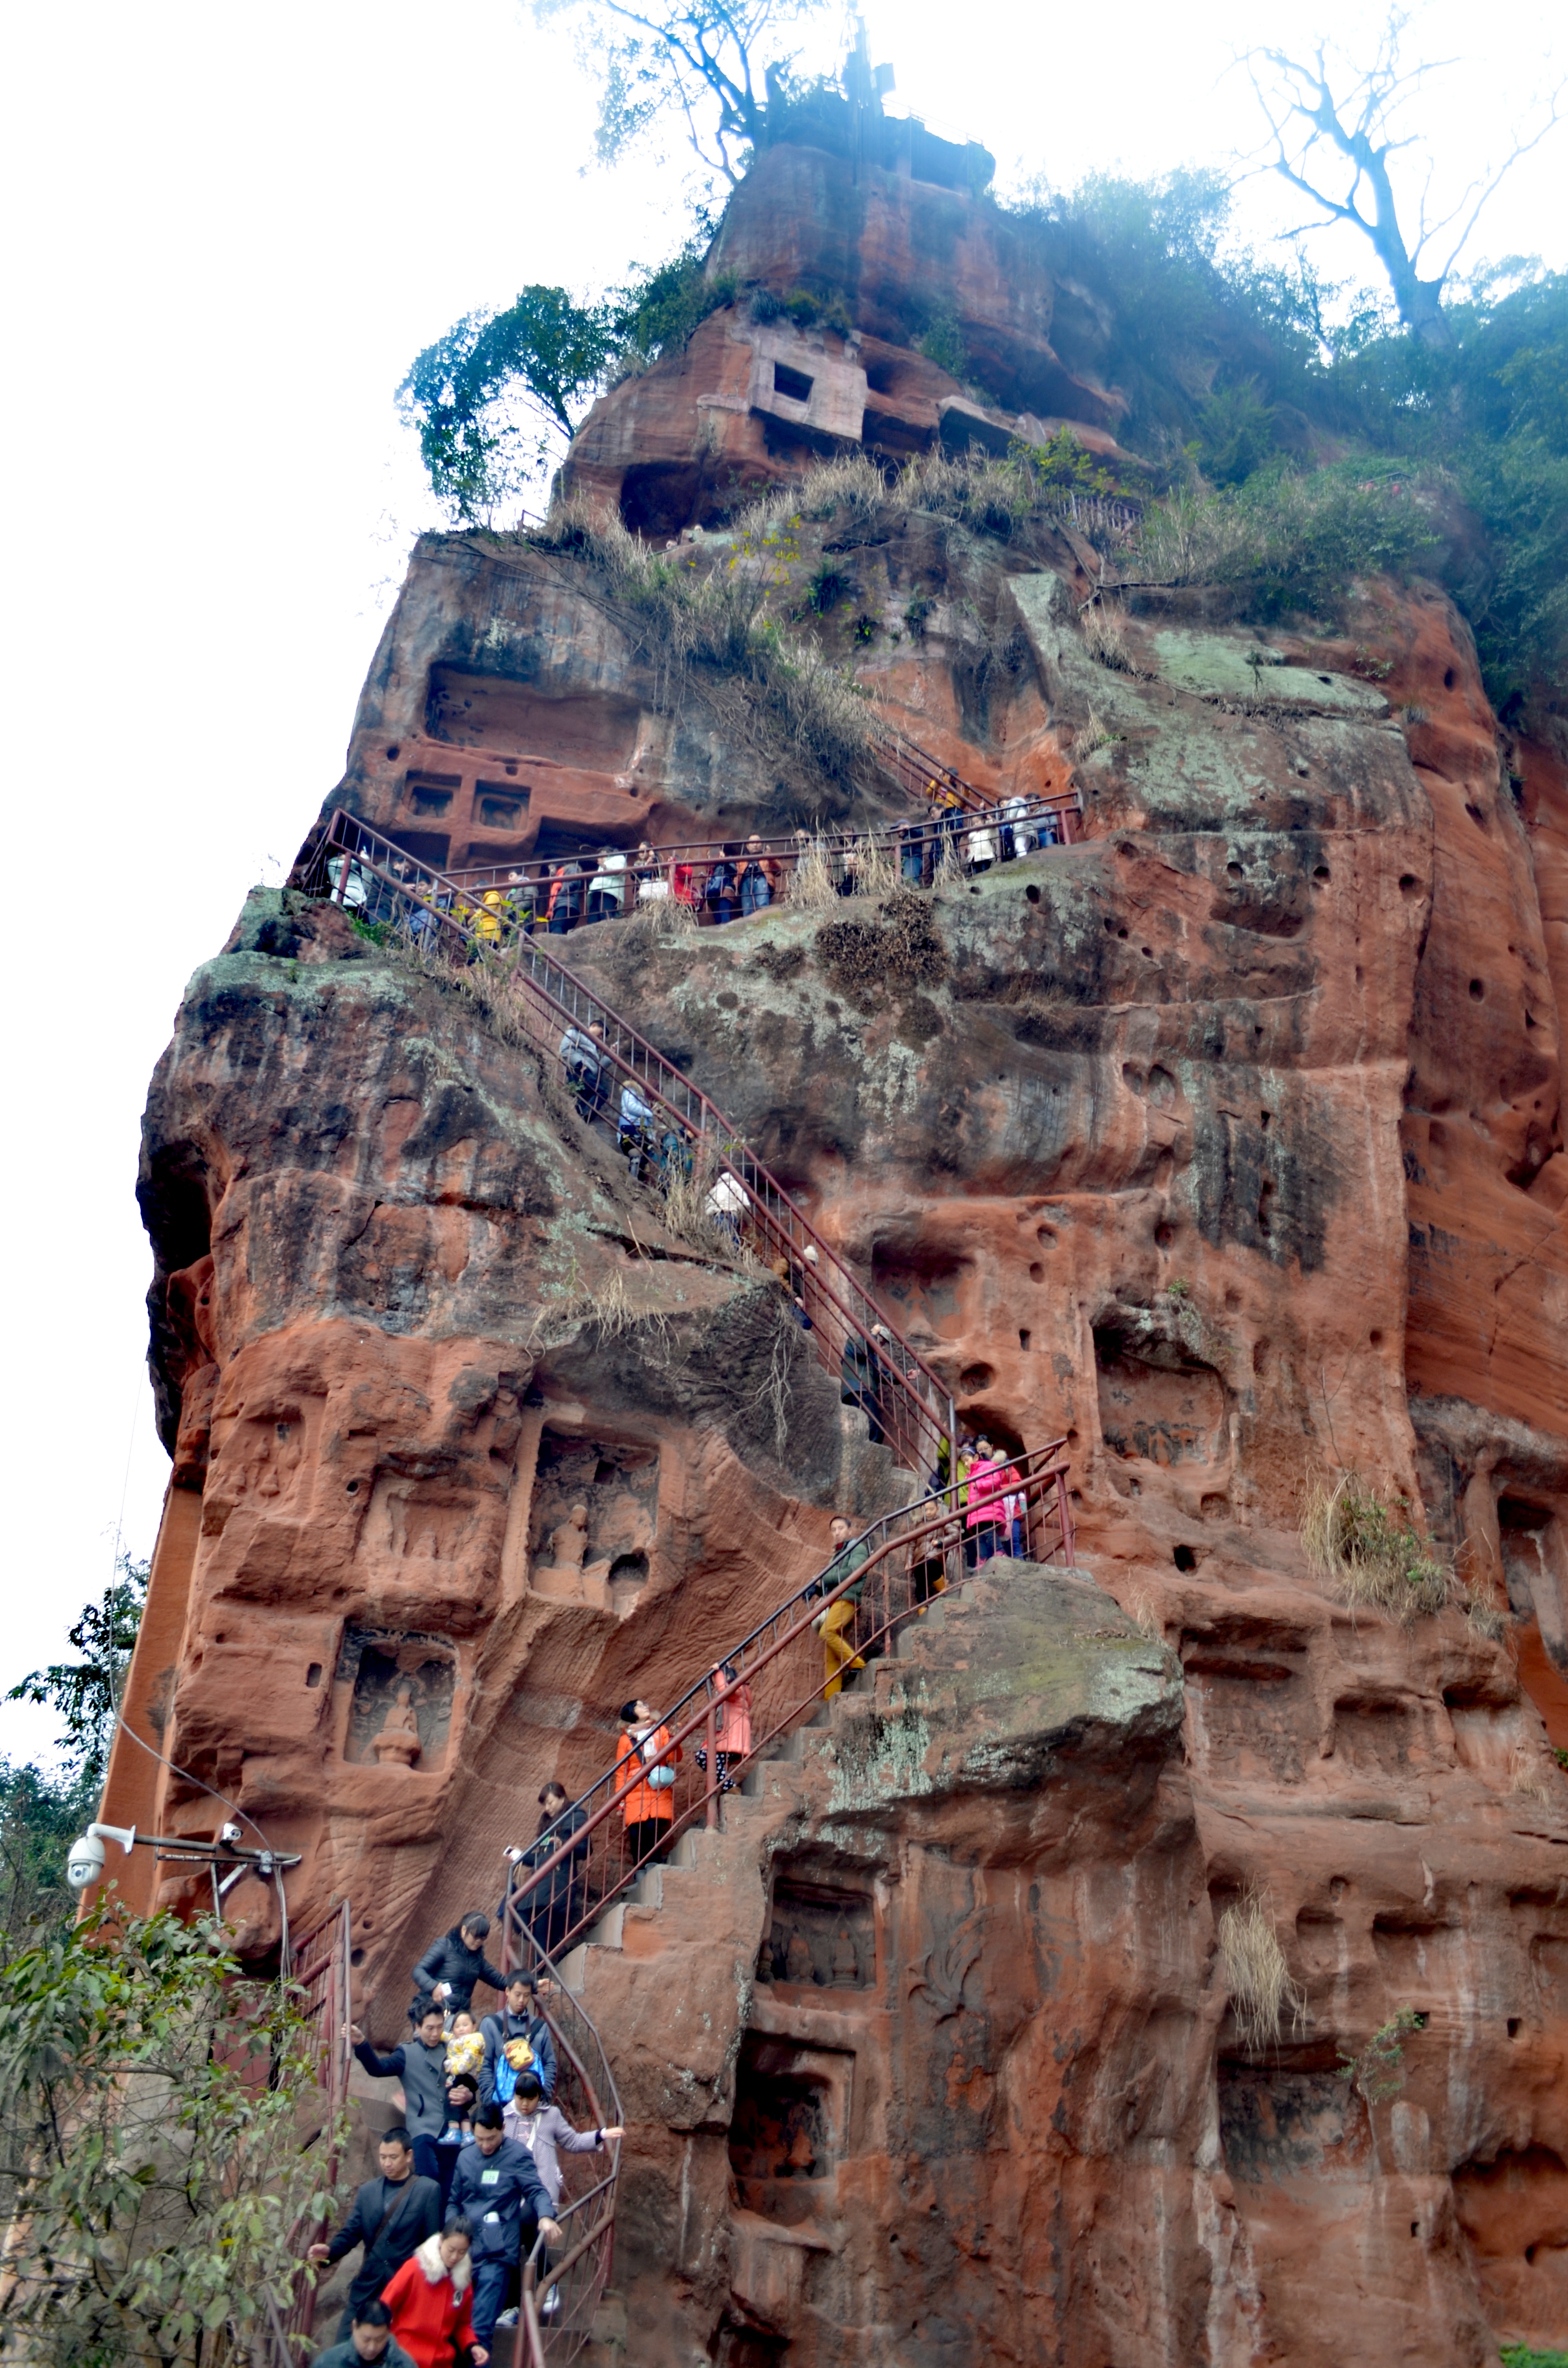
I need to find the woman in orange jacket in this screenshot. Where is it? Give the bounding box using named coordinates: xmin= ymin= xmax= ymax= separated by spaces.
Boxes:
xmin=614 ymin=1696 xmax=680 ymax=1869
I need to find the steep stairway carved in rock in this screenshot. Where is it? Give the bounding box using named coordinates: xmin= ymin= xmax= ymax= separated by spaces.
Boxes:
xmin=305 ymin=811 xmax=956 ymax=1481
xmin=496 ymin=1448 xmax=1074 ymax=1976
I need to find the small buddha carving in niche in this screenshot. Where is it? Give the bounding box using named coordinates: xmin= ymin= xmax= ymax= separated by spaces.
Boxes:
xmin=371 ymin=1680 xmax=422 ymax=1767
xmin=830 ymin=1927 xmax=859 ymax=1986
xmin=784 ymin=1931 xmax=814 ymax=1985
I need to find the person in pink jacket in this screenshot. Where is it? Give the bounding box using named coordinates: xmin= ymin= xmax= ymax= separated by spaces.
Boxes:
xmin=965 ymin=1439 xmax=1020 ymax=1565
xmin=696 ymin=1661 xmax=752 ymax=1792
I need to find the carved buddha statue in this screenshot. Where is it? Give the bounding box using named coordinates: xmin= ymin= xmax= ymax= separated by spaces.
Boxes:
xmin=371 ymin=1680 xmax=422 ymax=1767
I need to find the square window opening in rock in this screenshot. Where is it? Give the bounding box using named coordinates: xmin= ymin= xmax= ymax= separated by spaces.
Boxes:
xmin=773 ymin=361 xmax=815 ymax=403
xmin=476 ymin=783 xmax=531 ymax=830
xmin=405 ymin=771 xmax=461 ymax=818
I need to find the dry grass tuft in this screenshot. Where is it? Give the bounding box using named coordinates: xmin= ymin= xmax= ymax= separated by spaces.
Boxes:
xmin=617 ymin=893 xmax=701 ymax=952
xmin=1078 ymin=601 xmax=1133 ymax=670
xmin=1125 ymin=1588 xmax=1165 ymax=1640
xmin=1218 ymin=1887 xmax=1308 ymax=2054
xmin=788 ymin=841 xmax=841 ymax=910
xmin=1299 ymin=1469 xmax=1450 ymax=1623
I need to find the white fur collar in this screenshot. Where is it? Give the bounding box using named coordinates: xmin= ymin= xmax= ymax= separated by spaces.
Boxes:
xmin=413 ymin=2231 xmax=472 ymax=2294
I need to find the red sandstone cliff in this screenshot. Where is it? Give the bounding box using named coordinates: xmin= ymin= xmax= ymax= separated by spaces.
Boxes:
xmin=108 ymin=135 xmax=1568 ymax=2367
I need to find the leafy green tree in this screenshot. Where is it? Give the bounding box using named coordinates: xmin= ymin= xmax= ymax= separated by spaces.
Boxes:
xmin=399 ymin=239 xmax=738 ymax=523
xmin=0 ymin=1900 xmax=347 ymax=2366
xmin=0 ymin=1759 xmax=98 ymax=1954
xmin=6 ymin=1554 xmax=148 ymax=1792
xmin=398 ymin=288 xmax=617 ymax=523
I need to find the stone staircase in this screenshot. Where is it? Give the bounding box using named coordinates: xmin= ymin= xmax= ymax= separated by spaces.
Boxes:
xmin=556 ymin=1579 xmax=1017 ymax=1992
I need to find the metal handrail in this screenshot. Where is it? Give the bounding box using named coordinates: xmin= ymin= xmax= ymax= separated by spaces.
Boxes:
xmin=302 ymin=812 xmax=957 ymax=1481
xmin=435 ymin=782 xmax=1082 ymax=894
xmin=494 ymin=1443 xmax=1073 ymax=1966
xmin=494 ymin=1918 xmax=624 ymax=2363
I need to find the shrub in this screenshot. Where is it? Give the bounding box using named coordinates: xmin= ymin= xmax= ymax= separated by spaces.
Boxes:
xmin=1117 ymin=462 xmax=1441 ymax=617
xmin=1299 ymin=1470 xmax=1450 ymax=1620
xmin=1337 ymin=2006 xmax=1425 ymax=2103
xmin=0 ymin=1901 xmax=348 ymax=2365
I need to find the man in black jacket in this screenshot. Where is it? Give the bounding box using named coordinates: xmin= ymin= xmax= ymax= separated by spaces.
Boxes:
xmin=478 ymin=1973 xmax=557 ymax=2107
xmin=350 ymin=2009 xmax=450 ymax=2183
xmin=409 ymin=1913 xmax=506 ymax=2024
xmin=447 ymin=2105 xmax=561 ymax=2356
xmin=307 ymin=2127 xmax=440 ymax=2338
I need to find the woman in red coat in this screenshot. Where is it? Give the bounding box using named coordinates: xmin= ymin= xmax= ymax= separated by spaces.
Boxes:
xmin=380 ymin=2223 xmax=484 ymax=2366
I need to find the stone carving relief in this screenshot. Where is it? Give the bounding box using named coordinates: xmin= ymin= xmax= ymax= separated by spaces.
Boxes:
xmin=339 ymin=1629 xmax=456 ymax=1768
xmin=727 ymin=2035 xmax=855 ymax=2229
xmin=528 ymin=1430 xmax=658 ymax=1614
xmin=756 ymin=1877 xmax=874 ymax=1992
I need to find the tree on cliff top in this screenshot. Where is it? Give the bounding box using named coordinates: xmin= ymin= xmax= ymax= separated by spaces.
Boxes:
xmin=1244 ymin=10 xmax=1564 ymax=349
xmin=536 ymin=0 xmax=828 ymax=181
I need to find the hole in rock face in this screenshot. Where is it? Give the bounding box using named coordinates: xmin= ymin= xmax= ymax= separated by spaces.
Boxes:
xmin=1029 ymin=1261 xmax=1043 ymax=1281
xmin=960 ymin=1364 xmax=995 ymax=1393
xmin=1155 ymin=1222 xmax=1175 ymax=1248
xmin=1508 ymin=2017 xmax=1521 ymax=2038
xmin=1257 ymin=1177 xmax=1275 ymax=1235
xmin=1025 ymin=884 xmax=1041 ymax=904
xmin=385 ymin=745 xmax=400 ymax=759
xmin=1411 ymin=2221 xmax=1420 ymax=2238
xmin=772 ymin=360 xmax=814 ymax=402
xmin=351 ymin=1947 xmax=367 ymax=1966
xmin=305 ymin=1663 xmax=322 ymax=1688
xmin=1470 ymin=979 xmax=1485 ymax=999
xmin=1018 ymin=1330 xmax=1031 ymax=1350
xmin=346 ymin=1479 xmax=360 ymax=1494
xmin=1226 ymin=862 xmax=1243 ymax=880
xmin=1445 ymin=668 xmax=1456 ymax=689
xmin=1369 ymin=1330 xmax=1383 ymax=1346
xmin=1174 ymin=1543 xmax=1198 ymax=1571
xmin=1252 ymin=1337 xmax=1271 ymax=1376
xmin=1399 ymin=873 xmax=1419 ymax=896
xmin=1313 ymin=865 xmax=1331 ymax=882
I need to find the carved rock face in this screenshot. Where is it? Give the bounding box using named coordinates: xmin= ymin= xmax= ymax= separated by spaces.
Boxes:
xmin=114 ymin=144 xmax=1568 ymax=2368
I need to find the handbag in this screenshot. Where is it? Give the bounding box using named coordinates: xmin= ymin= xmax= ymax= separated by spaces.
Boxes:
xmin=648 ymin=1761 xmax=676 ymax=1789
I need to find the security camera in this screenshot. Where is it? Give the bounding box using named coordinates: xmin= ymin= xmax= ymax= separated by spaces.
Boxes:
xmin=67 ymin=1831 xmax=106 ymax=1891
xmin=66 ymin=1823 xmax=137 ymax=1891
xmin=220 ymin=1822 xmax=243 ymax=1847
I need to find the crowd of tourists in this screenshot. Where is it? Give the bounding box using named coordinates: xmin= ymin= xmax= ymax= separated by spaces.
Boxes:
xmin=310 ymin=1906 xmax=622 ymax=2364
xmin=325 ymin=789 xmax=1069 ymax=947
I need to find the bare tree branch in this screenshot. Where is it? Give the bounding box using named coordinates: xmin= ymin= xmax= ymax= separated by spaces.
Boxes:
xmin=1241 ymin=12 xmax=1566 ymax=350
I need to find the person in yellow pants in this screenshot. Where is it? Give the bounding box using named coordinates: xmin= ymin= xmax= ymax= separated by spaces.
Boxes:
xmin=814 ymin=1515 xmax=869 ymax=1698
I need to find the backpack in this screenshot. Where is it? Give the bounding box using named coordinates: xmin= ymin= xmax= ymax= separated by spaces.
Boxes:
xmin=492 ymin=2030 xmax=535 ymax=2105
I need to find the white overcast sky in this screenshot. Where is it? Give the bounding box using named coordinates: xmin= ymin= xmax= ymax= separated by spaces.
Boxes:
xmin=1 ymin=0 xmax=1562 ymax=1764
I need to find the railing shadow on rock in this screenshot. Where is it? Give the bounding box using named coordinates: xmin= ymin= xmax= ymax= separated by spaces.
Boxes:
xmin=494 ymin=1442 xmax=1074 ymax=1979
xmin=300 ymin=812 xmax=957 ymax=1484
